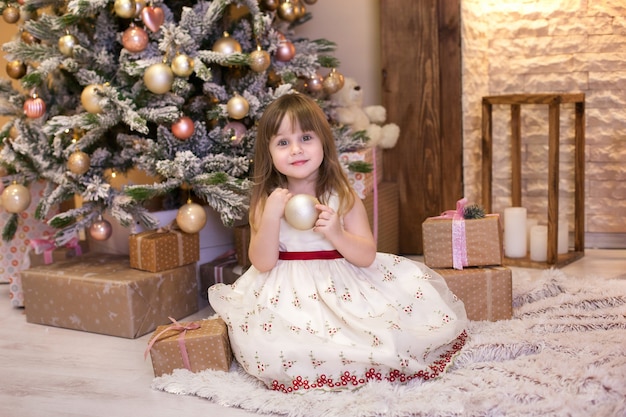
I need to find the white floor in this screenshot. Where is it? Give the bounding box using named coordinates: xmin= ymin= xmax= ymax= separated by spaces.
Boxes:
xmin=0 ymin=249 xmax=624 ymax=417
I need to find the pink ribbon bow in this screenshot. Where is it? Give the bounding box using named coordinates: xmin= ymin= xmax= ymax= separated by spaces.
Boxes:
xmin=30 ymin=238 xmax=57 ymax=264
xmin=64 ymin=236 xmax=83 ymax=256
xmin=144 ymin=317 xmax=201 ymax=372
xmin=434 ymin=198 xmax=469 ymax=270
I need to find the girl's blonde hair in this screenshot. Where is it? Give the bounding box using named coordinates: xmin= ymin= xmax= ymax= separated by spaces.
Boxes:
xmin=249 ymin=93 xmax=355 ymax=231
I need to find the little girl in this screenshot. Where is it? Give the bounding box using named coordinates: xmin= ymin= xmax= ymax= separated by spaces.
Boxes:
xmin=209 ymin=93 xmax=468 ymax=393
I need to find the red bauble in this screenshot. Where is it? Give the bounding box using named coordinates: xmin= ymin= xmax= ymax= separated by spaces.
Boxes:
xmin=122 ymin=24 xmax=149 ymax=52
xmin=23 ymin=96 xmax=46 ymax=118
xmin=171 ymin=116 xmax=195 ymax=140
xmin=275 ymin=40 xmax=296 ymax=62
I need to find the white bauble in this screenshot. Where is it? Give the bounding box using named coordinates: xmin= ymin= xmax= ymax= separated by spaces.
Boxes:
xmin=284 ymin=194 xmax=319 ymax=230
xmin=176 ymin=202 xmax=207 ymax=233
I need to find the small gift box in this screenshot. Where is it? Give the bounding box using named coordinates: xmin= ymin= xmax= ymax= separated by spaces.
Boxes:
xmin=199 ymin=252 xmax=247 ymax=300
xmin=340 ymin=146 xmax=383 ymax=199
xmin=422 ymin=199 xmax=503 ymax=269
xmin=146 ymin=317 xmax=232 ymax=377
xmin=21 ymin=253 xmax=198 ymax=338
xmin=435 ymin=266 xmax=513 ymax=322
xmin=129 ymin=226 xmax=199 ymax=273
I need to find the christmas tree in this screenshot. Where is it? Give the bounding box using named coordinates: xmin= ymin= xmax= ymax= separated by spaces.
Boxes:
xmin=0 ymin=0 xmax=367 ymax=244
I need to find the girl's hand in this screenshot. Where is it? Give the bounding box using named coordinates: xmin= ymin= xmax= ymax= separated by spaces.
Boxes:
xmin=265 ymin=188 xmax=292 ymax=221
xmin=313 ymin=203 xmax=343 ymax=241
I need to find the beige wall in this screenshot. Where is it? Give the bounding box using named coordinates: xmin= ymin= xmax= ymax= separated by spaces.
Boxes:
xmin=462 ymin=0 xmax=626 ymax=247
xmin=295 ymin=0 xmax=382 ymax=106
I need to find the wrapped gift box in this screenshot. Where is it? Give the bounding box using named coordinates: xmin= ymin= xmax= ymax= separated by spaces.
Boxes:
xmin=129 ymin=228 xmax=199 ymax=273
xmin=435 ymin=266 xmax=513 ymax=321
xmin=21 ymin=253 xmax=198 ymax=338
xmin=340 ymin=146 xmax=383 ymax=199
xmin=422 ymin=215 xmax=503 ymax=269
xmin=199 ymin=254 xmax=247 ymax=300
xmin=364 ymin=181 xmax=399 ymax=254
xmin=147 ymin=317 xmax=232 ymax=377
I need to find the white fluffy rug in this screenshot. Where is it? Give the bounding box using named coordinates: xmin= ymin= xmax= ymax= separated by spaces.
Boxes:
xmin=152 ymin=269 xmax=626 ymax=417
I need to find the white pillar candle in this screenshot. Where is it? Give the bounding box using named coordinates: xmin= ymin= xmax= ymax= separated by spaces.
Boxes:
xmin=526 ymin=218 xmax=538 ymax=251
xmin=558 ymin=218 xmax=569 ymax=255
xmin=530 ymin=225 xmax=548 ymax=262
xmin=504 ymin=207 xmax=527 ymax=258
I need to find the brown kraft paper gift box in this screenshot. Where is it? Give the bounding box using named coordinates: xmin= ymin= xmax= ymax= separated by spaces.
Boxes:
xmin=422 ymin=215 xmax=503 ymax=269
xmin=129 ymin=228 xmax=199 ymax=273
xmin=199 ymin=253 xmax=247 ymax=301
xmin=147 ymin=317 xmax=232 ymax=377
xmin=21 ymin=253 xmax=198 ymax=338
xmin=435 ymin=266 xmax=513 ymax=321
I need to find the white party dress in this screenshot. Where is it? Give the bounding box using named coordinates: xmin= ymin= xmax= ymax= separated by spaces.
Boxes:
xmin=209 ymin=196 xmax=469 ymax=393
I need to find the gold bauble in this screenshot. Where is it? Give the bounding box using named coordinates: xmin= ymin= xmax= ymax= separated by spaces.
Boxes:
xmin=143 ymin=63 xmax=174 ymax=94
xmin=114 ymin=0 xmax=136 ymax=18
xmin=226 ymin=94 xmax=249 ymax=120
xmin=212 ymin=32 xmax=242 ymax=55
xmin=176 ymin=202 xmax=207 ymax=233
xmin=81 ymin=84 xmax=104 ymax=114
xmin=21 ymin=31 xmax=37 ymax=45
xmin=58 ymin=34 xmax=78 ymax=57
xmin=284 ymin=194 xmax=320 ymax=230
xmin=6 ymin=60 xmax=27 ymax=79
xmin=277 ymin=0 xmax=297 ymax=22
xmin=1 ymin=183 xmax=31 ymax=213
xmin=67 ymin=151 xmax=91 ymax=175
xmin=323 ymin=69 xmax=345 ymax=95
xmin=249 ymin=47 xmax=271 ymax=73
xmin=2 ymin=6 xmax=20 ymax=24
xmin=171 ymin=54 xmax=194 ymax=77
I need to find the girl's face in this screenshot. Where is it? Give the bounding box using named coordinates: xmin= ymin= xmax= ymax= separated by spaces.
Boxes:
xmin=269 ymin=114 xmax=324 ymax=185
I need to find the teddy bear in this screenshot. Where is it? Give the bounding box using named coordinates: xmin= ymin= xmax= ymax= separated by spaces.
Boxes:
xmin=330 ymin=77 xmax=400 ymax=149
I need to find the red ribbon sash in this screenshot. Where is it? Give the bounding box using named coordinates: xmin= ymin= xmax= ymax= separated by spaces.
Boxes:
xmin=279 ymin=250 xmax=343 ymax=260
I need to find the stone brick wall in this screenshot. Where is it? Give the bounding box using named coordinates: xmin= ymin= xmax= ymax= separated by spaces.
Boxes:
xmin=462 ymin=0 xmax=626 ymax=247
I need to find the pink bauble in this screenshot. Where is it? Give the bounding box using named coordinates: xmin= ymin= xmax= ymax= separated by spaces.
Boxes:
xmin=275 ymin=40 xmax=296 ymax=62
xmin=306 ymin=74 xmax=324 ymax=93
xmin=122 ymin=24 xmax=149 ymax=52
xmin=222 ymin=121 xmax=247 ymax=145
xmin=89 ymin=219 xmax=113 ymax=241
xmin=171 ymin=116 xmax=195 ymax=140
xmin=23 ymin=96 xmax=46 ymax=118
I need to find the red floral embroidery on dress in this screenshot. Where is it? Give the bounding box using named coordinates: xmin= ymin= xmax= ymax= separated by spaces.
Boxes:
xmin=270 ymin=330 xmax=468 ymax=393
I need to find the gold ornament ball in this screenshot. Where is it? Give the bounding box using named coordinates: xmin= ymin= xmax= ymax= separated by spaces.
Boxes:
xmin=171 ymin=116 xmax=195 ymax=140
xmin=260 ymin=0 xmax=279 ymax=11
xmin=122 ymin=24 xmax=149 ymax=53
xmin=68 ymin=151 xmax=91 ymax=175
xmin=144 ymin=63 xmax=174 ymax=94
xmin=89 ymin=219 xmax=113 ymax=241
xmin=21 ymin=31 xmax=37 ymax=44
xmin=1 ymin=183 xmax=31 ymax=213
xmin=23 ymin=96 xmax=46 ymax=118
xmin=176 ymin=202 xmax=207 ymax=234
xmin=81 ymin=84 xmax=104 ymax=114
xmin=284 ymin=194 xmax=320 ymax=230
xmin=323 ymin=70 xmax=345 ymax=95
xmin=134 ymin=0 xmax=147 ymax=16
xmin=212 ymin=33 xmax=242 ymax=55
xmin=171 ymin=54 xmax=194 ymax=77
xmin=227 ymin=94 xmax=249 ymax=120
xmin=114 ymin=0 xmax=136 ymax=18
xmin=58 ymin=34 xmax=78 ymax=57
xmin=2 ymin=6 xmax=20 ymax=24
xmin=277 ymin=1 xmax=297 ymax=22
xmin=6 ymin=60 xmax=26 ymax=79
xmin=249 ymin=48 xmax=271 ymax=73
